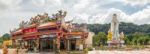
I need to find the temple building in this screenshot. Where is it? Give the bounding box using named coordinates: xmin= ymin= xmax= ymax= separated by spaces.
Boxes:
xmin=10 ymin=10 xmax=90 ymax=52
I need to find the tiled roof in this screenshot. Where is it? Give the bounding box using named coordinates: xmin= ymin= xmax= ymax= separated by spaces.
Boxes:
xmin=38 ymin=22 xmax=57 ymax=29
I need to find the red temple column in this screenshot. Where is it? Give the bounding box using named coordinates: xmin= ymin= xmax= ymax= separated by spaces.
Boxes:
xmin=82 ymin=33 xmax=87 ymax=50
xmin=56 ymin=33 xmax=60 ymax=53
xmin=12 ymin=39 xmax=16 ymax=48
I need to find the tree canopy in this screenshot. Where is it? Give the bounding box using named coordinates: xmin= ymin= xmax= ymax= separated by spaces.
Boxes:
xmin=87 ymin=22 xmax=150 ymax=35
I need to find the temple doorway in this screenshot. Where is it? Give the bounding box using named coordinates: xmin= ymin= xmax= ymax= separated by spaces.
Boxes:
xmin=70 ymin=39 xmax=76 ymax=50
xmin=40 ymin=38 xmax=54 ymax=52
xmin=60 ymin=40 xmax=66 ymax=50
xmin=26 ymin=39 xmax=36 ymax=51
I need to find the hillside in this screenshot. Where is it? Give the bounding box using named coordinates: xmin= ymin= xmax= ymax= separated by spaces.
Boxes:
xmin=87 ymin=22 xmax=150 ymax=35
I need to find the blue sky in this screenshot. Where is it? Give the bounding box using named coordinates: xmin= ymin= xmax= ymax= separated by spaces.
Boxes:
xmin=0 ymin=0 xmax=150 ymax=35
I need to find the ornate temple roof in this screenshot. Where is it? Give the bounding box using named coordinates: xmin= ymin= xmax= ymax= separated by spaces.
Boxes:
xmin=11 ymin=10 xmax=88 ymax=37
xmin=23 ymin=24 xmax=37 ymax=29
xmin=11 ymin=29 xmax=23 ymax=35
xmin=38 ymin=22 xmax=58 ymax=29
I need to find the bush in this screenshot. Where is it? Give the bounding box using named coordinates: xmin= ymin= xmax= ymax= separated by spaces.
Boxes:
xmin=84 ymin=47 xmax=93 ymax=53
xmin=87 ymin=47 xmax=93 ymax=51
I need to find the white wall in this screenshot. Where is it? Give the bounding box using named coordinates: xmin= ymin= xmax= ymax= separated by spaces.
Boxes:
xmin=85 ymin=32 xmax=95 ymax=47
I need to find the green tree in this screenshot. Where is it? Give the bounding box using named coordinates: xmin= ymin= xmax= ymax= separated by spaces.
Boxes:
xmin=93 ymin=32 xmax=107 ymax=46
xmin=128 ymin=32 xmax=150 ymax=45
xmin=2 ymin=33 xmax=10 ymax=41
xmin=0 ymin=37 xmax=3 ymax=46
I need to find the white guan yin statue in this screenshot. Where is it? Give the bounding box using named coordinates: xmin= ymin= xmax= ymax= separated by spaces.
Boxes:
xmin=110 ymin=14 xmax=120 ymax=41
xmin=107 ymin=13 xmax=125 ymax=47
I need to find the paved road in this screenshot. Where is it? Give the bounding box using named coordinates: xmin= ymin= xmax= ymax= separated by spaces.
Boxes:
xmin=88 ymin=50 xmax=150 ymax=54
xmin=1 ymin=49 xmax=150 ymax=54
xmin=0 ymin=49 xmax=2 ymax=54
xmin=0 ymin=49 xmax=55 ymax=54
xmin=27 ymin=52 xmax=55 ymax=54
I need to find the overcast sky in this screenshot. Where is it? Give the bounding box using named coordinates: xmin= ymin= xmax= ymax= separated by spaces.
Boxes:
xmin=0 ymin=0 xmax=150 ymax=35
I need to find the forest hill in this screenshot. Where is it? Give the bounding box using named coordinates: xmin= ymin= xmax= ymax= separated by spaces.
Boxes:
xmin=87 ymin=22 xmax=150 ymax=35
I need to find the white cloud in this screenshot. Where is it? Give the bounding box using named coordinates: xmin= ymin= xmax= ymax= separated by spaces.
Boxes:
xmin=129 ymin=6 xmax=150 ymax=24
xmin=94 ymin=7 xmax=150 ymax=24
xmin=22 ymin=0 xmax=62 ymax=7
xmin=31 ymin=0 xmax=46 ymax=7
xmin=73 ymin=0 xmax=90 ymax=12
xmin=86 ymin=6 xmax=150 ymax=25
xmin=123 ymin=0 xmax=150 ymax=6
xmin=74 ymin=13 xmax=90 ymax=23
xmin=0 ymin=0 xmax=21 ymax=6
xmin=45 ymin=0 xmax=62 ymax=6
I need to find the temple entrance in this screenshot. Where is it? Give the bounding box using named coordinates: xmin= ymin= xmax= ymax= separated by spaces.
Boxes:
xmin=26 ymin=39 xmax=36 ymax=51
xmin=68 ymin=36 xmax=82 ymax=51
xmin=40 ymin=38 xmax=54 ymax=52
xmin=60 ymin=40 xmax=66 ymax=50
xmin=70 ymin=39 xmax=76 ymax=50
